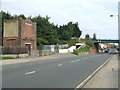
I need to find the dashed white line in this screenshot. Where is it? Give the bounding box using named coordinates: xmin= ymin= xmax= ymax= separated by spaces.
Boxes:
xmin=25 ymin=71 xmax=36 ymax=75
xmin=57 ymin=64 xmax=63 ymax=67
xmin=70 ymin=59 xmax=80 ymax=63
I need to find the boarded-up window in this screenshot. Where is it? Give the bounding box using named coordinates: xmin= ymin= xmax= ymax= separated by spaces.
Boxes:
xmin=4 ymin=20 xmax=18 ymax=37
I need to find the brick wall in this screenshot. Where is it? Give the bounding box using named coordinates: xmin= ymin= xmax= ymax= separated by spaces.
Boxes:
xmin=21 ymin=19 xmax=36 ymax=51
xmin=3 ymin=19 xmax=37 ymax=51
xmin=3 ymin=37 xmax=20 ymax=47
xmin=89 ymin=47 xmax=97 ymax=55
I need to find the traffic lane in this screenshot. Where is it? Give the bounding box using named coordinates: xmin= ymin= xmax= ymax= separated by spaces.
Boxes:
xmin=2 ymin=54 xmax=108 ymax=74
xmin=30 ymin=55 xmax=111 ymax=88
xmin=3 ymin=54 xmax=94 ymax=88
xmin=2 ymin=54 xmax=112 ymax=88
xmin=2 ymin=54 xmax=97 ymax=72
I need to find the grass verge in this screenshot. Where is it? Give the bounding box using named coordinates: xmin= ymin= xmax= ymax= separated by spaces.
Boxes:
xmin=73 ymin=45 xmax=90 ymax=55
xmin=0 ymin=57 xmax=15 ymax=60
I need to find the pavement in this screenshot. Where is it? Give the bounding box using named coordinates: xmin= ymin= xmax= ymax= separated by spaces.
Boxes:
xmin=84 ymin=54 xmax=119 ymax=88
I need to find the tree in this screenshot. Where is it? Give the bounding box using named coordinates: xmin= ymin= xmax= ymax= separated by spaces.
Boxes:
xmin=31 ymin=15 xmax=59 ymax=45
xmin=85 ymin=34 xmax=90 ymax=40
xmin=85 ymin=40 xmax=94 ymax=47
xmin=58 ymin=22 xmax=82 ymax=41
xmin=1 ymin=11 xmax=83 ymax=45
xmin=93 ymin=33 xmax=97 ymax=40
xmin=17 ymin=14 xmax=26 ymax=19
xmin=37 ymin=37 xmax=48 ymax=45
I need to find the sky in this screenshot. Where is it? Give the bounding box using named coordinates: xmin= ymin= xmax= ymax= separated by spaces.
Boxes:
xmin=1 ymin=0 xmax=119 ymax=39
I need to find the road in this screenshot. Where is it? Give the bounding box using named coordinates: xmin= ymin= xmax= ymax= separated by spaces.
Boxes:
xmin=2 ymin=54 xmax=113 ymax=88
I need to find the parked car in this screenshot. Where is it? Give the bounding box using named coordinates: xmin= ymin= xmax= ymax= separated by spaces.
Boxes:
xmin=104 ymin=49 xmax=109 ymax=53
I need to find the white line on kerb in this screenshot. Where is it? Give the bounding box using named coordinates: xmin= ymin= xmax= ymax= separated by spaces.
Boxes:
xmin=57 ymin=64 xmax=63 ymax=67
xmin=25 ymin=71 xmax=36 ymax=75
xmin=74 ymin=55 xmax=113 ymax=89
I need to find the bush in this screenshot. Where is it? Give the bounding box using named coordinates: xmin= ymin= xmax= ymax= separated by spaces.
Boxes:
xmin=73 ymin=45 xmax=90 ymax=55
xmin=0 ymin=57 xmax=15 ymax=60
xmin=85 ymin=40 xmax=94 ymax=47
xmin=68 ymin=39 xmax=79 ymax=46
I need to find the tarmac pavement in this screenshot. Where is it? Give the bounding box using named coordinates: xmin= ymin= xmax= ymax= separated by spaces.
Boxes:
xmin=84 ymin=54 xmax=119 ymax=88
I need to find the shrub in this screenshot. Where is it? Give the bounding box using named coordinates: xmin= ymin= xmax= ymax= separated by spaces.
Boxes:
xmin=73 ymin=45 xmax=90 ymax=55
xmin=85 ymin=40 xmax=94 ymax=47
xmin=0 ymin=57 xmax=15 ymax=60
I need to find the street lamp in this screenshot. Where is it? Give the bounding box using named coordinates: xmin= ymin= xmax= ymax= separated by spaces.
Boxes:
xmin=110 ymin=1 xmax=120 ymax=55
xmin=110 ymin=15 xmax=119 ymax=17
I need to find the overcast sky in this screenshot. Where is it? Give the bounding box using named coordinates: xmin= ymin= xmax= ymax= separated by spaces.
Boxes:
xmin=1 ymin=0 xmax=119 ymax=39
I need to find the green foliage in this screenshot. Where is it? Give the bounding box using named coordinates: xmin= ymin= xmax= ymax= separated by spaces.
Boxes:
xmin=85 ymin=40 xmax=94 ymax=47
xmin=59 ymin=40 xmax=68 ymax=45
xmin=73 ymin=45 xmax=90 ymax=55
xmin=85 ymin=34 xmax=90 ymax=40
xmin=58 ymin=22 xmax=82 ymax=41
xmin=37 ymin=37 xmax=48 ymax=45
xmin=93 ymin=33 xmax=97 ymax=40
xmin=0 ymin=57 xmax=15 ymax=60
xmin=1 ymin=11 xmax=82 ymax=45
xmin=68 ymin=39 xmax=79 ymax=46
xmin=17 ymin=14 xmax=26 ymax=19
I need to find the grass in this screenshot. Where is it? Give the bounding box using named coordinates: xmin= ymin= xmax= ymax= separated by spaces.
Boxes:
xmin=0 ymin=57 xmax=15 ymax=60
xmin=73 ymin=45 xmax=90 ymax=55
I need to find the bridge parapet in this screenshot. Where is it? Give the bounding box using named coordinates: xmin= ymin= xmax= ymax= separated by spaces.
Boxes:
xmin=91 ymin=39 xmax=119 ymax=43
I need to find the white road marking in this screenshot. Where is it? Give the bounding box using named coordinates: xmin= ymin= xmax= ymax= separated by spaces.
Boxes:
xmin=75 ymin=55 xmax=113 ymax=89
xmin=70 ymin=59 xmax=80 ymax=63
xmin=25 ymin=71 xmax=36 ymax=75
xmin=57 ymin=64 xmax=63 ymax=67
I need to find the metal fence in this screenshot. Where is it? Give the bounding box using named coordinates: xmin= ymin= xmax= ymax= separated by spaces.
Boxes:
xmin=37 ymin=45 xmax=59 ymax=52
xmin=58 ymin=44 xmax=69 ymax=49
xmin=36 ymin=45 xmax=59 ymax=56
xmin=1 ymin=46 xmax=28 ymax=54
xmin=0 ymin=44 xmax=69 ymax=57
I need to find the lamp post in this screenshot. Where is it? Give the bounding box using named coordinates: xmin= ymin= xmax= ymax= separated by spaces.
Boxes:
xmin=118 ymin=1 xmax=120 ymax=55
xmin=110 ymin=1 xmax=120 ymax=55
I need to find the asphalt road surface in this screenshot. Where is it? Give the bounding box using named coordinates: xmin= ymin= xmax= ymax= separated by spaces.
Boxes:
xmin=2 ymin=54 xmax=113 ymax=88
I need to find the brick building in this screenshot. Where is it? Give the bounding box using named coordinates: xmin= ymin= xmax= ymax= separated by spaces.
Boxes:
xmin=3 ymin=18 xmax=37 ymax=54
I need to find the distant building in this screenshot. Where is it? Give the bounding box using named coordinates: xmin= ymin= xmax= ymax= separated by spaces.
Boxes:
xmin=3 ymin=19 xmax=37 ymax=54
xmin=107 ymin=44 xmax=113 ymax=48
xmin=99 ymin=43 xmax=107 ymax=49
